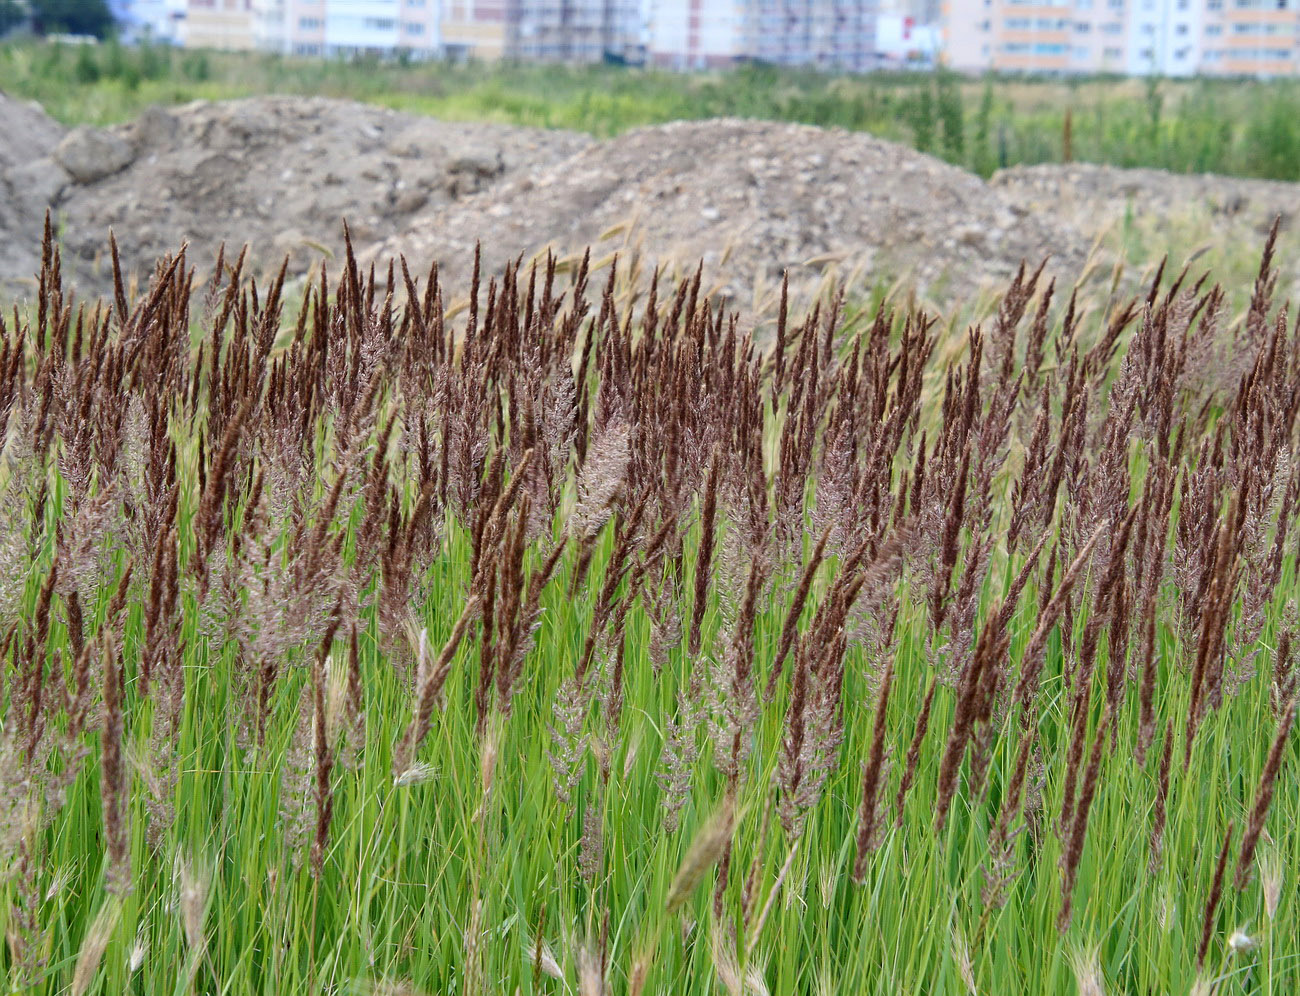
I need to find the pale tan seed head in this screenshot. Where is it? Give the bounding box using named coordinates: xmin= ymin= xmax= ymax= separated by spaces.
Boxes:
xmin=1158 ymin=888 xmax=1175 ymax=932
xmin=1067 ymin=944 xmax=1105 ymax=996
xmin=71 ymin=900 xmax=120 ymax=996
xmin=480 ymin=723 xmax=499 ymax=799
xmin=666 ymin=794 xmax=736 ymax=915
xmin=394 ymin=761 xmax=438 ymax=787
xmin=622 ymin=725 xmax=641 ymax=780
xmin=526 ymin=936 xmax=563 ymax=981
xmin=628 ymin=950 xmax=650 ymax=996
xmin=1228 ymin=928 xmax=1257 ymax=954
xmin=175 ymin=854 xmax=209 ymax=957
xmin=577 ymin=944 xmax=604 ymax=996
xmin=325 ymin=653 xmax=350 ymax=739
xmin=1259 ymin=845 xmax=1283 ymax=920
xmin=952 ymin=926 xmax=977 ymax=996
xmin=711 ymin=929 xmax=744 ymax=996
xmin=127 ymin=927 xmax=148 ymax=974
xmin=45 ymin=866 xmax=72 ymax=903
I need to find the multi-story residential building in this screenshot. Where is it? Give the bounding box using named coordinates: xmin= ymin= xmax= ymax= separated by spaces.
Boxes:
xmin=170 ymin=0 xmax=905 ymax=68
xmin=647 ymin=0 xmax=880 ymax=68
xmin=181 ymin=0 xmax=439 ymax=54
xmin=875 ymin=11 xmax=941 ymax=62
xmin=440 ymin=0 xmax=641 ymax=60
xmin=647 ymin=0 xmax=749 ymax=66
xmin=943 ymin=0 xmax=1299 ymax=75
xmin=438 ymin=0 xmax=507 ymax=58
xmin=752 ymin=0 xmax=877 ymax=69
xmin=1202 ymin=0 xmax=1298 ymax=76
xmin=110 ymin=0 xmax=188 ymax=42
xmin=185 ymin=0 xmax=260 ymax=49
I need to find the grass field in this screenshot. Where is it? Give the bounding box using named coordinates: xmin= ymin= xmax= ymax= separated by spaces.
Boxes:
xmin=0 ymin=213 xmax=1296 ymax=995
xmin=8 ymin=39 xmax=1300 ymax=181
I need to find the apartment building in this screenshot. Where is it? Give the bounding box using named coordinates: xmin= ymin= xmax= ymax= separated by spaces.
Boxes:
xmin=1202 ymin=0 xmax=1298 ymax=76
xmin=290 ymin=0 xmax=439 ymax=55
xmin=171 ymin=0 xmax=901 ymax=68
xmin=647 ymin=0 xmax=748 ymax=66
xmin=647 ymin=0 xmax=879 ymax=69
xmin=441 ymin=0 xmax=642 ymax=61
xmin=754 ymin=0 xmax=877 ymax=69
xmin=943 ymin=0 xmax=1299 ymax=75
xmin=180 ymin=0 xmax=439 ymax=54
xmin=185 ymin=0 xmax=260 ymax=49
xmin=110 ymin=0 xmax=188 ymax=42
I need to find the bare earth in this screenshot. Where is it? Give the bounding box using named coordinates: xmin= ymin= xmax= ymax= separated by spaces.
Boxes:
xmin=1 ymin=91 xmax=1294 ymax=310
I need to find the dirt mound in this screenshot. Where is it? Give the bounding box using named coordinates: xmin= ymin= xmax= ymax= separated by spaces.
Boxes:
xmin=991 ymin=162 xmax=1300 ymax=297
xmin=3 ymin=96 xmax=591 ymax=299
xmin=20 ymin=97 xmax=1294 ymax=313
xmin=0 ymin=92 xmax=66 ymax=293
xmin=372 ymin=118 xmax=1092 ymax=312
xmin=992 ymin=162 xmax=1292 ymax=240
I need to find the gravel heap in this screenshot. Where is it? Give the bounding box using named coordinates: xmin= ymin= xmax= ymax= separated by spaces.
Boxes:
xmin=0 ymin=93 xmax=591 ymax=298
xmin=0 ymin=90 xmax=66 ymax=290
xmin=992 ymin=161 xmax=1293 ymax=241
xmin=372 ymin=117 xmax=1092 ymax=311
xmin=15 ymin=94 xmax=1292 ymax=312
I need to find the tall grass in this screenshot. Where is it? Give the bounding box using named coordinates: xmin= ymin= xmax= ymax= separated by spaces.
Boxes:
xmin=0 ymin=221 xmax=1297 ymax=995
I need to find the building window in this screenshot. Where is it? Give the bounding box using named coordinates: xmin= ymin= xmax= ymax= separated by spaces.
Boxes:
xmin=1175 ymin=23 xmax=1188 ymax=33
xmin=299 ymin=16 xmax=322 ymax=28
xmin=1206 ymin=23 xmax=1222 ymax=33
xmin=404 ymin=21 xmax=424 ymax=33
xmin=363 ymin=17 xmax=396 ymax=28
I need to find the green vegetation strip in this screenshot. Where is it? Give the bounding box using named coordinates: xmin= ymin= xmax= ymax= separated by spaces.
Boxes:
xmin=8 ymin=40 xmax=1300 ymax=181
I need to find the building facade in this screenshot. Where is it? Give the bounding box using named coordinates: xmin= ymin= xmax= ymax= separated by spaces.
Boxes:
xmin=184 ymin=0 xmax=259 ymax=49
xmin=647 ymin=0 xmax=748 ymax=66
xmin=180 ymin=0 xmax=439 ymax=55
xmin=110 ymin=0 xmax=188 ymax=43
xmin=943 ymin=0 xmax=1300 ymax=75
xmin=646 ymin=0 xmax=882 ymax=68
xmin=165 ymin=0 xmax=1300 ymax=76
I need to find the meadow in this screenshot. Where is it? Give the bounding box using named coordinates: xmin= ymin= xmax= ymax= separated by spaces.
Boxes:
xmin=7 ymin=39 xmax=1300 ymax=180
xmin=0 ymin=210 xmax=1295 ymax=995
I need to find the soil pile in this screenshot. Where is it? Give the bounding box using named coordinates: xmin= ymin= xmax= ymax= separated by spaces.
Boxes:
xmin=1 ymin=94 xmax=591 ymax=298
xmin=372 ymin=118 xmax=1091 ymax=311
